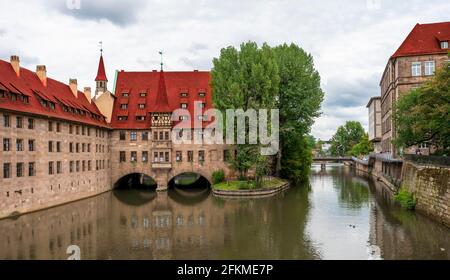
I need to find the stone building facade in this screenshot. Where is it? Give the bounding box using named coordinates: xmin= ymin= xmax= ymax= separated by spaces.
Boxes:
xmin=366 ymin=97 xmax=381 ymax=153
xmin=0 ymin=53 xmax=233 ymax=218
xmin=378 ymin=22 xmax=450 ymax=157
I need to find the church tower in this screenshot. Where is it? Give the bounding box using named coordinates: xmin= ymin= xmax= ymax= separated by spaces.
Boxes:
xmin=95 ymin=51 xmax=108 ymax=96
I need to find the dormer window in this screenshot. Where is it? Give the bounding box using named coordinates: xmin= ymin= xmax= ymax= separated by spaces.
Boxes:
xmin=123 ymin=92 xmax=129 ymax=97
xmin=181 ymin=103 xmax=188 ymax=109
xmin=180 ymin=92 xmax=188 ymax=97
xmin=138 ymin=104 xmax=145 ymax=109
xmin=140 ymin=92 xmax=147 ymax=97
xmin=120 ymin=104 xmax=128 ymax=109
xmin=441 ymin=41 xmax=449 ymax=49
xmin=199 ymin=92 xmax=206 ymax=97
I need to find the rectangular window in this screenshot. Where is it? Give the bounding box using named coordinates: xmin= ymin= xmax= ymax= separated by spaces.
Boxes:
xmin=28 ymin=139 xmax=35 ymax=151
xmin=176 ymin=151 xmax=182 ymax=162
xmin=69 ymin=125 xmax=73 ymax=134
xmin=424 ymin=61 xmax=435 ymax=76
xmin=16 ymin=162 xmax=24 ymax=177
xmin=120 ymin=104 xmax=128 ymax=109
xmin=16 ymin=116 xmax=23 ymax=128
xmin=88 ymin=144 xmax=91 ymax=153
xmin=138 ymin=104 xmax=145 ymax=109
xmin=136 ymin=116 xmax=146 ymax=121
xmin=165 ymin=131 xmax=169 ymax=140
xmin=181 ymin=103 xmax=188 ymax=109
xmin=76 ymin=143 xmax=79 ymax=153
xmin=69 ymin=143 xmax=73 ymax=153
xmin=188 ymin=151 xmax=194 ymax=162
xmin=16 ymin=139 xmax=23 ymax=151
xmin=223 ymin=150 xmax=231 ymax=161
xmin=119 ymin=131 xmax=126 ymax=140
xmin=88 ymin=160 xmax=91 ymax=171
xmin=82 ymin=160 xmax=85 ymax=172
xmin=165 ymin=152 xmax=169 ymax=162
xmin=142 ymin=151 xmax=148 ymax=163
xmin=120 ymin=151 xmax=126 ymax=163
xmin=3 ymin=138 xmax=10 ymax=151
xmin=153 ymin=131 xmax=158 ymax=141
xmin=87 ymin=128 xmax=91 ymax=136
xmin=82 ymin=143 xmax=85 ymax=153
xmin=199 ymin=92 xmax=206 ymax=97
xmin=3 ymin=114 xmax=10 ymax=127
xmin=131 ymin=151 xmax=137 ymax=162
xmin=159 ymin=132 xmax=164 ymax=141
xmin=411 ymin=62 xmax=421 ymax=77
xmin=142 ymin=132 xmax=149 ymax=141
xmin=48 ymin=141 xmax=53 ymax=152
xmin=57 ymin=123 xmax=61 ymax=133
xmin=29 ymin=162 xmax=35 ymax=177
xmin=441 ymin=41 xmax=449 ymax=49
xmin=57 ymin=142 xmax=61 ymax=153
xmin=48 ymin=162 xmax=54 ymax=175
xmin=76 ymin=126 xmax=79 ymax=135
xmin=3 ymin=163 xmax=11 ymax=178
xmin=76 ymin=161 xmax=80 ymax=172
xmin=199 ymin=150 xmax=205 ymax=162
xmin=140 ymin=92 xmax=147 ymax=97
xmin=154 ymin=152 xmax=158 ymax=162
xmin=81 ymin=126 xmax=85 ymax=135
xmin=57 ymin=161 xmax=62 ymax=174
xmin=131 ymin=131 xmax=137 ymax=141
xmin=28 ymin=118 xmax=34 ymax=129
xmin=48 ymin=121 xmax=53 ymax=132
xmin=70 ymin=161 xmax=74 ymax=173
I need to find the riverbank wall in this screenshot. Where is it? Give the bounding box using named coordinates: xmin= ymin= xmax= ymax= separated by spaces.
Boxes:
xmin=354 ymin=158 xmax=450 ymax=227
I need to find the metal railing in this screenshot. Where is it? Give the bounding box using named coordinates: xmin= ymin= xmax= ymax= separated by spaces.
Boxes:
xmin=402 ymin=154 xmax=450 ymax=167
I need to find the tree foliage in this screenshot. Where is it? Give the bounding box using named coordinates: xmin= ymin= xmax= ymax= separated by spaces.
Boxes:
xmin=350 ymin=133 xmax=374 ymax=157
xmin=393 ymin=62 xmax=450 ymax=154
xmin=211 ymin=42 xmax=324 ymax=183
xmin=330 ymin=121 xmax=365 ymax=156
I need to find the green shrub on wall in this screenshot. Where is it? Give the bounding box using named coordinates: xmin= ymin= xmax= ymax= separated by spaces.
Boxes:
xmin=212 ymin=170 xmax=225 ymax=185
xmin=394 ymin=187 xmax=417 ymax=210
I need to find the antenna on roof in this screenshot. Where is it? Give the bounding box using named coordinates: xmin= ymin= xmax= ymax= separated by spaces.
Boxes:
xmin=99 ymin=41 xmax=103 ymax=55
xmin=159 ymin=51 xmax=163 ymax=71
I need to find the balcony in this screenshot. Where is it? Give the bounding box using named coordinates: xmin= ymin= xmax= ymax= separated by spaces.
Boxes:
xmin=152 ymin=162 xmax=172 ymax=169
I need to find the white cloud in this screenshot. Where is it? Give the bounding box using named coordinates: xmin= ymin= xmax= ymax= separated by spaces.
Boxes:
xmin=0 ymin=0 xmax=449 ymax=140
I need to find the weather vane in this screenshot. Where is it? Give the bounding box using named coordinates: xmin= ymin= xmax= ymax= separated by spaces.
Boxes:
xmin=159 ymin=51 xmax=163 ymax=70
xmin=99 ymin=41 xmax=103 ymax=54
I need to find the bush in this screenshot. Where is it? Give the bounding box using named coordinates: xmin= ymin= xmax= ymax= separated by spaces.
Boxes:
xmin=212 ymin=170 xmax=225 ymax=185
xmin=394 ymin=187 xmax=416 ymax=210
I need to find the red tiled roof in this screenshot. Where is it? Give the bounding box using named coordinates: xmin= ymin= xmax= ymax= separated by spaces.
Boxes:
xmin=0 ymin=59 xmax=108 ymax=127
xmin=95 ymin=55 xmax=108 ymax=81
xmin=111 ymin=70 xmax=213 ymax=129
xmin=392 ymin=22 xmax=450 ymax=58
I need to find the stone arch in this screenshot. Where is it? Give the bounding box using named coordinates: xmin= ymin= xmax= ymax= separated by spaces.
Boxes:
xmin=168 ymin=171 xmax=212 ymax=189
xmin=113 ymin=173 xmax=158 ymax=190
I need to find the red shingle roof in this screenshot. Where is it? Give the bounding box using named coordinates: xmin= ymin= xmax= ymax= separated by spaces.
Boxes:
xmin=392 ymin=22 xmax=450 ymax=58
xmin=0 ymin=59 xmax=108 ymax=127
xmin=95 ymin=55 xmax=108 ymax=81
xmin=111 ymin=70 xmax=213 ymax=129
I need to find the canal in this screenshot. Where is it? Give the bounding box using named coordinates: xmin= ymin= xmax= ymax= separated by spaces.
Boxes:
xmin=0 ymin=165 xmax=448 ymax=260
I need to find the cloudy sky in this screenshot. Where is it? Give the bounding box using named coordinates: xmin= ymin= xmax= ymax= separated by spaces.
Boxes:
xmin=0 ymin=0 xmax=449 ymax=140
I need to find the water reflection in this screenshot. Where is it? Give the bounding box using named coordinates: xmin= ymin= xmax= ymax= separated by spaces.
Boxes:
xmin=0 ymin=165 xmax=448 ymax=260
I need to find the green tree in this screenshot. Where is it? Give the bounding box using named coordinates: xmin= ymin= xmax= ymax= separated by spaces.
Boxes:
xmin=350 ymin=133 xmax=374 ymax=157
xmin=273 ymin=43 xmax=324 ymax=178
xmin=280 ymin=134 xmax=312 ymax=184
xmin=211 ymin=42 xmax=280 ymax=182
xmin=393 ymin=62 xmax=450 ymax=154
xmin=330 ymin=121 xmax=365 ymax=156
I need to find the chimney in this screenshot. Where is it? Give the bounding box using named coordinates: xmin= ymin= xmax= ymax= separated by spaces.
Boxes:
xmin=84 ymin=87 xmax=92 ymax=103
xmin=36 ymin=65 xmax=47 ymax=87
xmin=69 ymin=79 xmax=78 ymax=98
xmin=10 ymin=55 xmax=20 ymax=77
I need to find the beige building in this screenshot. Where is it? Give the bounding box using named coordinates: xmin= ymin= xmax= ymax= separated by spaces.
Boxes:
xmin=379 ymin=22 xmax=450 ymax=157
xmin=0 ymin=53 xmax=233 ymax=219
xmin=367 ymin=97 xmax=381 ymax=153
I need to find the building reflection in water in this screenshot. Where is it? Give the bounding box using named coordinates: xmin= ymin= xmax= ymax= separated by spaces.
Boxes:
xmin=0 ymin=166 xmax=448 ymax=260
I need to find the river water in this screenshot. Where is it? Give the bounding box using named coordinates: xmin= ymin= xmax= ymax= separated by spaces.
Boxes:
xmin=0 ymin=165 xmax=448 ymax=260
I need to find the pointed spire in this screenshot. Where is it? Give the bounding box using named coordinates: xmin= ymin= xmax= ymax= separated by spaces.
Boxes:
xmin=154 ymin=69 xmax=171 ymax=112
xmin=95 ymin=53 xmax=108 ymax=82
